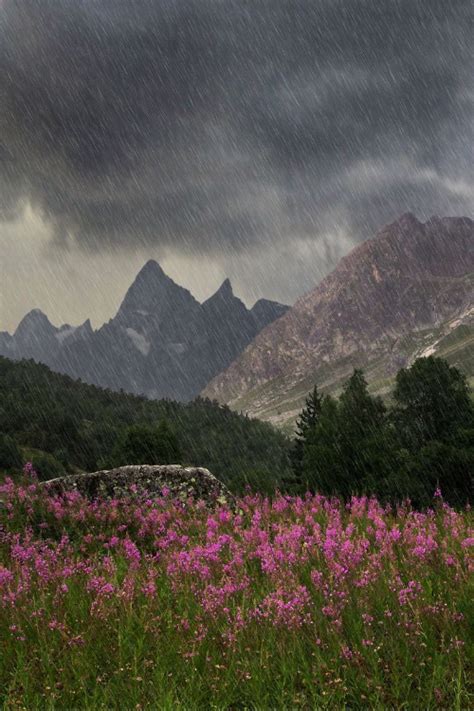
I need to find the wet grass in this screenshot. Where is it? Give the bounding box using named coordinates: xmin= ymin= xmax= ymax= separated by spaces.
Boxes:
xmin=0 ymin=481 xmax=473 ymax=709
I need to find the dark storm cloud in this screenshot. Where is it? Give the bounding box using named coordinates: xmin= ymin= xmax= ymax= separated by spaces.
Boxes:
xmin=1 ymin=0 xmax=472 ymax=256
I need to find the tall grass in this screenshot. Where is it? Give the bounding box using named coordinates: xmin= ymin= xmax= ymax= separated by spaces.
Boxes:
xmin=0 ymin=473 xmax=472 ymax=709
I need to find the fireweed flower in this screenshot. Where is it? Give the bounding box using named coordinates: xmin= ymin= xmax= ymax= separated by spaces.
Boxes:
xmin=0 ymin=479 xmax=470 ymax=704
xmin=23 ymin=462 xmax=37 ymax=478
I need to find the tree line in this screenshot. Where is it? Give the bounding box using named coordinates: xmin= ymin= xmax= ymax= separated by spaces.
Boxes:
xmin=288 ymin=357 xmax=473 ymax=506
xmin=0 ymin=355 xmax=472 ymax=505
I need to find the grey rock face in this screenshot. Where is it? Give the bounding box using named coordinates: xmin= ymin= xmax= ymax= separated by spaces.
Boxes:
xmin=41 ymin=464 xmax=235 ymax=507
xmin=13 ymin=309 xmax=62 ymax=364
xmin=250 ymin=299 xmax=289 ymax=331
xmin=0 ymin=310 xmax=92 ymax=371
xmin=0 ymin=261 xmax=288 ymax=402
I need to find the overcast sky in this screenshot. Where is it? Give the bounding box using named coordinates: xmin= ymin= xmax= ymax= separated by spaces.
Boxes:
xmin=1 ymin=0 xmax=472 ymax=332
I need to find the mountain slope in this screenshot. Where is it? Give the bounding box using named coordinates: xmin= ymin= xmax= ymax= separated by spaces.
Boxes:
xmin=0 ymin=261 xmax=289 ymax=402
xmin=0 ymin=356 xmax=290 ymax=490
xmin=203 ymin=214 xmax=474 ymax=427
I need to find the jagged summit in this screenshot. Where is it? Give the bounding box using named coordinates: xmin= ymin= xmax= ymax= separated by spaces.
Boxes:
xmin=136 ymin=259 xmax=167 ymax=279
xmin=24 ymin=307 xmax=48 ymax=317
xmin=80 ymin=318 xmax=93 ymax=331
xmin=203 ymin=279 xmax=238 ymax=308
xmin=10 ymin=308 xmax=60 ymax=364
xmin=16 ymin=308 xmax=49 ymax=323
xmin=0 ymin=256 xmax=289 ymax=402
xmin=125 ymin=259 xmax=174 ymax=295
xmin=14 ymin=308 xmax=55 ymax=336
xmin=213 ymin=278 xmax=234 ymax=298
xmin=116 ymin=259 xmax=198 ymax=322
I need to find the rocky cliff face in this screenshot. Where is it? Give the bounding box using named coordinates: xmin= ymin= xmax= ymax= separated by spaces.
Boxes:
xmin=203 ymin=214 xmax=474 ymax=426
xmin=0 ymin=261 xmax=288 ymax=402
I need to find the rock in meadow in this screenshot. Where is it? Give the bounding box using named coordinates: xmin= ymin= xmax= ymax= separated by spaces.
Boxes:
xmin=41 ymin=464 xmax=234 ymax=507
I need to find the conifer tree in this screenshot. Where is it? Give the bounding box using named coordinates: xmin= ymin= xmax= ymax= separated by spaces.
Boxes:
xmin=290 ymin=385 xmax=323 ymax=479
xmin=393 ymin=356 xmax=473 ymax=449
xmin=302 ymin=370 xmax=395 ymax=498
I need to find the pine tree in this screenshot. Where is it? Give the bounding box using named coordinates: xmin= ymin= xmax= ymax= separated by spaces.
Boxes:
xmin=290 ymin=385 xmax=322 ymax=480
xmin=393 ymin=356 xmax=473 ymax=449
xmin=393 ymin=357 xmax=474 ymax=505
xmin=302 ymin=370 xmax=396 ymax=498
xmin=336 ymin=369 xmax=390 ymax=495
xmin=296 ymin=385 xmax=323 ymax=440
xmin=302 ymin=394 xmax=342 ymax=494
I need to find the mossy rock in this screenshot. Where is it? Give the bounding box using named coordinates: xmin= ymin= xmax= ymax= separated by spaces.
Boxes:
xmin=41 ymin=464 xmax=235 ymax=508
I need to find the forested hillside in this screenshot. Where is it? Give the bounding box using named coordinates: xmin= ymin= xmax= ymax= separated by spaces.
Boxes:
xmin=0 ymin=356 xmax=290 ymax=491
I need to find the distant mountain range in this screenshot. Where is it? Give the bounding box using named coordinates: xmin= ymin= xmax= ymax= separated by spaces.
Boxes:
xmin=203 ymin=214 xmax=474 ymax=428
xmin=2 ymin=214 xmax=472 ymax=421
xmin=0 ymin=261 xmax=288 ymax=401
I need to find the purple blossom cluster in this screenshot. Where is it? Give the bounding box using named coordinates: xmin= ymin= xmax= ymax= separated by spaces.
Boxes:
xmin=0 ymin=469 xmax=472 ymax=705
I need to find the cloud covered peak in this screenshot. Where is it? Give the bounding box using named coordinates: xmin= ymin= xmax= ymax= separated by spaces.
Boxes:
xmin=0 ymin=1 xmax=472 ymax=328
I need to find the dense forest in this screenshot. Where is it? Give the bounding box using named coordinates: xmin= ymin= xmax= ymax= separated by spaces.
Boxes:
xmin=289 ymin=357 xmax=474 ymax=506
xmin=0 ymin=355 xmax=472 ymax=504
xmin=0 ymin=356 xmax=291 ymax=491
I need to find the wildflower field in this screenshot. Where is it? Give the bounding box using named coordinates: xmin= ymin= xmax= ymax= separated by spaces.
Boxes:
xmin=0 ymin=474 xmax=472 ymax=709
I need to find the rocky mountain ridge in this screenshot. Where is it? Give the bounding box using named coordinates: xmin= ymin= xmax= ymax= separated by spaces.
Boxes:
xmin=203 ymin=214 xmax=473 ymax=427
xmin=0 ymin=262 xmax=288 ymax=401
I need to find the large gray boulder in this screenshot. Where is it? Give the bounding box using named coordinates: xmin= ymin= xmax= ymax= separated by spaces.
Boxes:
xmin=41 ymin=464 xmax=234 ymax=507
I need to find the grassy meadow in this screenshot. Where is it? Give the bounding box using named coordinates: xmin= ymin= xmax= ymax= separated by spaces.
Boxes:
xmin=0 ymin=471 xmax=472 ymax=709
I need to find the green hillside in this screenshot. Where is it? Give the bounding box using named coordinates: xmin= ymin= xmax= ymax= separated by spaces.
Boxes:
xmin=0 ymin=356 xmax=290 ymax=491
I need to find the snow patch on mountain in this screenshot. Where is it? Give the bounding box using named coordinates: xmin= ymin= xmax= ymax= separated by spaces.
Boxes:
xmin=125 ymin=328 xmax=150 ymax=356
xmin=56 ymin=326 xmax=77 ymax=344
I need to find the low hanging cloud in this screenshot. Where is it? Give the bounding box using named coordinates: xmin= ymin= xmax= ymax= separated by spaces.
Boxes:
xmin=0 ymin=0 xmax=472 ymax=326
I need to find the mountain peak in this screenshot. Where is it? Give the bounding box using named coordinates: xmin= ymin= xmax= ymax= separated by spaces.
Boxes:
xmin=15 ymin=309 xmax=54 ymax=336
xmin=22 ymin=308 xmax=48 ymax=320
xmin=136 ymin=259 xmax=167 ymax=281
xmin=215 ymin=278 xmax=234 ymax=298
xmin=116 ymin=259 xmax=199 ymax=322
xmin=120 ymin=260 xmax=175 ymax=306
xmin=202 ymin=279 xmax=238 ymax=308
xmin=66 ymin=319 xmax=93 ymax=340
